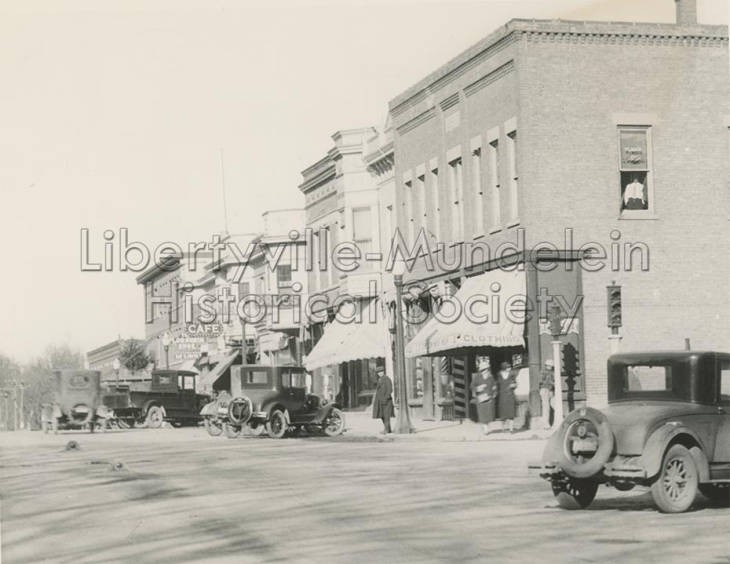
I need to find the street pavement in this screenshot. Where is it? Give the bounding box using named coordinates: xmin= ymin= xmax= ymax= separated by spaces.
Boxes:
xmin=1 ymin=423 xmax=729 ymax=564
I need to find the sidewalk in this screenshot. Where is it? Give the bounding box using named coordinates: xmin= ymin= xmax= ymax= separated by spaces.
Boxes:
xmin=342 ymin=410 xmax=552 ymax=442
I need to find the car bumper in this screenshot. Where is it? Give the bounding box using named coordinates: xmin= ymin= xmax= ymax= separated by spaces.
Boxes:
xmin=528 ymin=457 xmax=647 ymax=480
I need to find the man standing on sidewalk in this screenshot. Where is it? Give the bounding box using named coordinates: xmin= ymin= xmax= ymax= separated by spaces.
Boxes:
xmin=372 ymin=367 xmax=393 ymax=434
xmin=539 ymin=360 xmax=555 ymax=429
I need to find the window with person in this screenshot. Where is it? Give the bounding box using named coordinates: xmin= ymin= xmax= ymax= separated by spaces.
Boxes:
xmin=618 ymin=127 xmax=652 ymax=214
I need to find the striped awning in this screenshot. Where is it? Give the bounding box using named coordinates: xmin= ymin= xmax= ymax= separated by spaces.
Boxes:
xmin=405 ymin=268 xmax=526 ymax=357
xmin=303 ymin=299 xmax=388 ymax=371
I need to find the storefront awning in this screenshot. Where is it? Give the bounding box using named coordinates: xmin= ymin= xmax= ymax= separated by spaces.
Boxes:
xmin=405 ymin=268 xmax=526 ymax=358
xmin=303 ymin=299 xmax=388 ymax=371
xmin=200 ymin=350 xmax=239 ymax=390
xmin=259 ymin=331 xmax=289 ymax=352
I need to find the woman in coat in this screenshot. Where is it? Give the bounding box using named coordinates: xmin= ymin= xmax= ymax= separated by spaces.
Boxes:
xmin=372 ymin=367 xmax=394 ymax=434
xmin=497 ymin=361 xmax=518 ymax=433
xmin=471 ymin=356 xmax=497 ymax=435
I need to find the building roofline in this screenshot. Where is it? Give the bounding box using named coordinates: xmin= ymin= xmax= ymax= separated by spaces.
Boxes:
xmin=389 ymin=17 xmax=729 ymax=114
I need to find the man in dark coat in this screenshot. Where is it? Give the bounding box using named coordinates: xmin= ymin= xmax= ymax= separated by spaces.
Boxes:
xmin=372 ymin=367 xmax=394 ymax=434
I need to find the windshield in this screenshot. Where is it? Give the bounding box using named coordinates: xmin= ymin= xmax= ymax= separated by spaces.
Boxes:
xmin=608 ymin=360 xmax=692 ymax=402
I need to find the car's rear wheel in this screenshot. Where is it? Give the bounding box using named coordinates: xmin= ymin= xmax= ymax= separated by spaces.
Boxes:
xmin=266 ymin=409 xmax=287 ymax=439
xmin=650 ymin=444 xmax=698 ymax=513
xmin=223 ymin=422 xmax=241 ymax=439
xmin=552 ymin=478 xmax=598 ymax=509
xmin=323 ymin=408 xmax=345 ymax=437
xmin=145 ymin=406 xmax=164 ymax=429
xmin=699 ymin=484 xmax=730 ymax=507
xmin=248 ymin=423 xmax=265 ymax=436
xmin=204 ymin=417 xmax=223 ymax=437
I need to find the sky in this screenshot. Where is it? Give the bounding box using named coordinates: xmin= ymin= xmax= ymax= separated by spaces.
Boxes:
xmin=1 ymin=0 xmax=727 ymax=363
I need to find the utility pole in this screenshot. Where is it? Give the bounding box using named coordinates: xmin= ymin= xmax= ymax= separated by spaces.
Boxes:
xmin=393 ymin=268 xmax=414 ymax=434
xmin=548 ymin=303 xmax=564 ymax=430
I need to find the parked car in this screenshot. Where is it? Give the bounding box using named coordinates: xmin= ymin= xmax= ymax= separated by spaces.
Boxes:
xmin=530 ymin=351 xmax=730 ymax=513
xmin=103 ymin=370 xmax=210 ymax=428
xmin=208 ymin=365 xmax=345 ymax=439
xmin=41 ymin=370 xmax=113 ymax=433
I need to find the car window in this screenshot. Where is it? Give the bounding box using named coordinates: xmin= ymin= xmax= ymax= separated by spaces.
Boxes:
xmin=246 ymin=371 xmax=269 ymax=385
xmin=280 ymin=370 xmax=291 ymax=387
xmin=183 ymin=376 xmax=195 ymax=390
xmin=625 ymin=365 xmax=672 ymax=392
xmin=291 ymin=372 xmax=306 ymax=388
xmin=159 ymin=375 xmax=173 ymax=386
xmin=720 ymin=364 xmax=730 ymax=405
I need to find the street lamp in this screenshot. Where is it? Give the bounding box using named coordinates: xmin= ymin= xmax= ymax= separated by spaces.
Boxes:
xmin=112 ymin=357 xmax=121 ymax=389
xmin=392 ymin=259 xmax=415 ymax=434
xmin=548 ymin=303 xmax=565 ymax=429
xmin=161 ymin=332 xmax=172 ymax=369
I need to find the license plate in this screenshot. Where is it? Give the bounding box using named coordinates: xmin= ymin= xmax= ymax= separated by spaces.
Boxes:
xmin=217 ymin=407 xmax=228 ymax=415
xmin=572 ymin=438 xmax=598 ymax=453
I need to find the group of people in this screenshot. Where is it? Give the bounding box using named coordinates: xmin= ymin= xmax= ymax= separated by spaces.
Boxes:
xmin=471 ymin=356 xmax=556 ymax=434
xmin=371 ymin=356 xmax=556 ymax=435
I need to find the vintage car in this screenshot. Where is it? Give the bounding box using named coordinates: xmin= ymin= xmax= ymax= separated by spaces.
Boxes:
xmin=530 ymin=351 xmax=730 ymax=513
xmin=41 ymin=370 xmax=114 ymax=433
xmin=203 ymin=365 xmax=345 ymax=439
xmin=103 ymin=370 xmax=210 ymax=428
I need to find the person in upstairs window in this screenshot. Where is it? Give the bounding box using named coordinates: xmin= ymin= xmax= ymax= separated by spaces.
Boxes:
xmin=623 ymin=176 xmax=647 ymax=210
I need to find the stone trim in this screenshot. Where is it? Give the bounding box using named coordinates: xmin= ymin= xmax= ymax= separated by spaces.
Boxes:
xmin=396 ymin=107 xmax=436 ymax=135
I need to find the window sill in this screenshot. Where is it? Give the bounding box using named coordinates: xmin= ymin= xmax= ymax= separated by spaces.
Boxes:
xmin=488 ymin=225 xmax=503 ymax=234
xmin=506 ymin=219 xmax=521 ymax=229
xmin=618 ymin=212 xmax=658 ymax=220
xmin=472 ymin=233 xmax=486 ymax=241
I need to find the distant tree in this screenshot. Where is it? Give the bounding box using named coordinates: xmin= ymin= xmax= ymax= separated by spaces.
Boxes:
xmin=21 ymin=344 xmax=84 ymax=430
xmin=119 ymin=339 xmax=151 ymax=373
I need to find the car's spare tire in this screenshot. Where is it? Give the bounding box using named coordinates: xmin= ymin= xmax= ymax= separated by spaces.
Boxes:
xmin=70 ymin=403 xmax=94 ymax=425
xmin=557 ymin=407 xmax=614 ymax=479
xmin=228 ymin=396 xmax=253 ymax=425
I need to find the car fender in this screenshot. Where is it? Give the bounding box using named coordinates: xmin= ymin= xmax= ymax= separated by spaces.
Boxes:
xmin=262 ymin=403 xmax=289 ymax=423
xmin=200 ymin=401 xmax=217 ymax=417
xmin=312 ymin=402 xmax=342 ymax=423
xmin=640 ymin=424 xmax=710 ymax=481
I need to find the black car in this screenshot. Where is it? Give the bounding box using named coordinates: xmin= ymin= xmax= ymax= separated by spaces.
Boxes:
xmin=201 ymin=365 xmax=345 ymax=439
xmin=530 ymin=351 xmax=730 ymax=513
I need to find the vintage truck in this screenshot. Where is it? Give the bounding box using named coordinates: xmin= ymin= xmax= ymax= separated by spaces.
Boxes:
xmin=41 ymin=370 xmax=114 ymax=433
xmin=103 ymin=369 xmax=210 ymax=428
xmin=530 ymin=351 xmax=730 ymax=513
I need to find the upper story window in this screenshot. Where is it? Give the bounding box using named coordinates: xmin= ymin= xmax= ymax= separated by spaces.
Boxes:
xmin=618 ymin=126 xmax=654 ymax=216
xmin=506 ymin=129 xmax=518 ymax=223
xmin=471 ymin=145 xmax=483 ymax=236
xmin=403 ymin=176 xmax=414 ymax=244
xmin=415 ymin=173 xmax=426 ymax=233
xmin=429 ymin=164 xmax=440 ymax=241
xmin=488 ymin=139 xmax=501 ymax=228
xmin=448 ymin=155 xmax=463 ymax=242
xmin=353 ymin=207 xmax=373 ymax=266
xmin=276 ymin=265 xmax=292 ymax=289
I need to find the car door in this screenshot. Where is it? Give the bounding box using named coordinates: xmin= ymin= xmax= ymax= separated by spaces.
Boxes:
xmin=713 ymin=360 xmax=730 ymax=463
xmin=278 ymin=369 xmax=299 ymax=413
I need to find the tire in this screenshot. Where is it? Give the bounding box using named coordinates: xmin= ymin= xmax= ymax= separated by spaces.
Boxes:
xmin=248 ymin=423 xmax=265 ymax=437
xmin=323 ymin=408 xmax=345 ymax=437
xmin=552 ymin=478 xmax=599 ymax=510
xmin=223 ymin=422 xmax=242 ymax=439
xmin=556 ymin=407 xmax=614 ymax=479
xmin=145 ymin=406 xmax=164 ymax=429
xmin=228 ymin=397 xmax=253 ymax=426
xmin=204 ymin=417 xmax=223 ymax=437
xmin=266 ymin=409 xmax=287 ymax=439
xmin=70 ymin=404 xmax=94 ymax=427
xmin=650 ymin=444 xmax=699 ymax=513
xmin=699 ymin=484 xmax=730 ymax=507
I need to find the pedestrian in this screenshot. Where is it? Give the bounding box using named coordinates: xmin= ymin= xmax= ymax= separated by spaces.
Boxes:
xmin=470 ymin=356 xmax=497 ymax=435
xmin=539 ymin=359 xmax=555 ymax=429
xmin=372 ymin=366 xmax=394 ymax=434
xmin=497 ymin=361 xmax=517 ymax=433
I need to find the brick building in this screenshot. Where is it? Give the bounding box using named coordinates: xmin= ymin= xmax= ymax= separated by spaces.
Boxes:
xmin=388 ymin=0 xmax=730 ymax=422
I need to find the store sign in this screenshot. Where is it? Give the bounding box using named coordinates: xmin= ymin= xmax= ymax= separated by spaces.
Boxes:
xmin=185 ymin=323 xmax=223 ymax=336
xmin=619 ymin=130 xmax=648 ymax=169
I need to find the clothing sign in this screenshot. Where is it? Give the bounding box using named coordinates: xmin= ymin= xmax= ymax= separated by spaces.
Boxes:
xmin=619 ymin=130 xmax=648 ymax=170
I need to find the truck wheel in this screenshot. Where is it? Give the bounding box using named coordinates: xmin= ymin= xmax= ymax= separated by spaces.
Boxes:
xmin=323 ymin=408 xmax=345 ymax=437
xmin=145 ymin=406 xmax=164 ymax=429
xmin=699 ymin=484 xmax=730 ymax=507
xmin=552 ymin=478 xmax=598 ymax=509
xmin=204 ymin=417 xmax=223 ymax=437
xmin=650 ymin=444 xmax=698 ymax=513
xmin=266 ymin=409 xmax=287 ymax=439
xmin=223 ymin=422 xmax=241 ymax=439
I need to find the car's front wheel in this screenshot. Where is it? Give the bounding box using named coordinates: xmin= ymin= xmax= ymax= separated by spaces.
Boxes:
xmin=323 ymin=408 xmax=345 ymax=437
xmin=699 ymin=484 xmax=730 ymax=507
xmin=204 ymin=417 xmax=223 ymax=437
xmin=552 ymin=478 xmax=598 ymax=509
xmin=266 ymin=409 xmax=287 ymax=439
xmin=650 ymin=444 xmax=698 ymax=513
xmin=145 ymin=406 xmax=164 ymax=429
xmin=223 ymin=422 xmax=241 ymax=439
